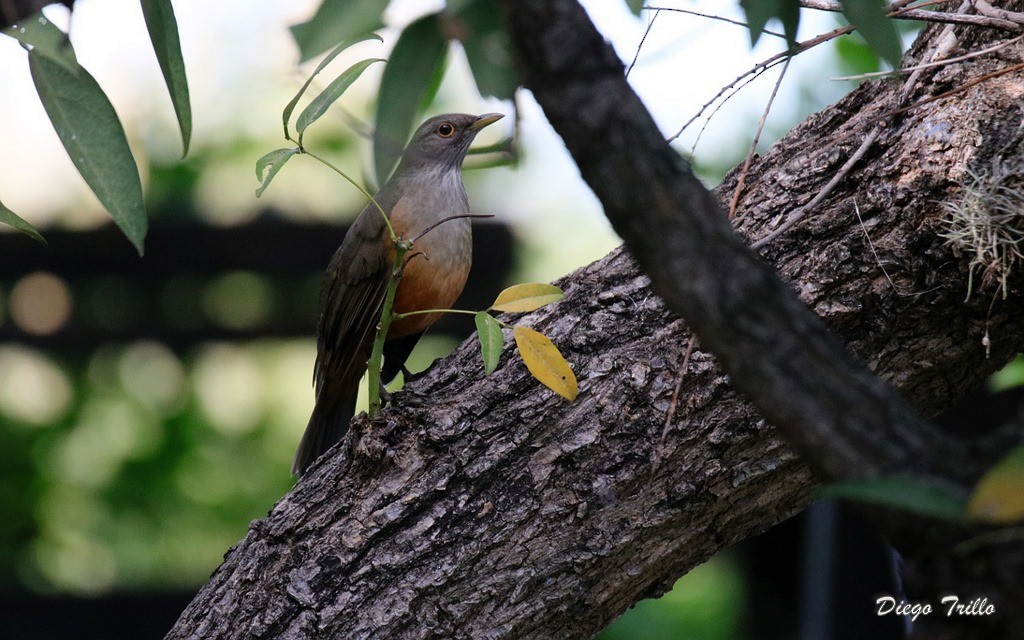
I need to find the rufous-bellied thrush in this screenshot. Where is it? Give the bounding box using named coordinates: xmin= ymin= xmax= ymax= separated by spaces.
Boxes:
xmin=293 ymin=112 xmax=503 ymax=475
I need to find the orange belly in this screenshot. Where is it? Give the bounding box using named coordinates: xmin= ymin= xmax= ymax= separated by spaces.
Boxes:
xmin=388 ymin=253 xmax=469 ymax=338
xmin=384 ymin=195 xmax=472 ymax=338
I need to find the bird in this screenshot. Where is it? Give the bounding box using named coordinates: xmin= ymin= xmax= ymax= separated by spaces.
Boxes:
xmin=293 ymin=112 xmax=504 ymax=476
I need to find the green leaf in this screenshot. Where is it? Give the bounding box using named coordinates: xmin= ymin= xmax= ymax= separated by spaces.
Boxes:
xmin=776 ymin=0 xmax=800 ymax=46
xmin=29 ymin=49 xmax=147 ymax=255
xmin=2 ymin=12 xmax=77 ymax=71
xmin=0 ymin=199 xmax=46 ymax=245
xmin=475 ymin=311 xmax=504 ymax=375
xmin=140 ymin=0 xmax=192 ymax=156
xmin=283 ymin=33 xmax=383 ymax=140
xmin=625 ymin=0 xmax=645 ymax=16
xmin=834 ymin=35 xmax=882 ymax=76
xmin=490 ymin=283 xmax=564 ymax=312
xmin=374 ymin=13 xmax=448 ymax=186
xmin=739 ymin=0 xmax=800 ymax=47
xmin=739 ymin=0 xmax=771 ymax=43
xmin=989 ymin=354 xmax=1024 ymax=392
xmin=817 ymin=476 xmax=967 ymax=522
xmin=290 ymin=0 xmax=388 ymax=63
xmin=296 ymin=58 xmax=384 ymax=139
xmin=255 ymin=148 xmax=300 ymax=197
xmin=457 ymin=0 xmax=517 ymax=100
xmin=967 ymin=445 xmax=1024 ymax=524
xmin=513 ymin=326 xmax=578 ymax=401
xmin=840 ymin=0 xmax=902 ymax=69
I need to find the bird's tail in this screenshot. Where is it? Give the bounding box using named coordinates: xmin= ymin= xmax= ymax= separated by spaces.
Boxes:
xmin=292 ymin=382 xmax=358 ymax=476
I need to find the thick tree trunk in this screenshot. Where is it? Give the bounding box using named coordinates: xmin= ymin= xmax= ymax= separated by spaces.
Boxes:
xmin=168 ymin=3 xmax=1024 ymax=639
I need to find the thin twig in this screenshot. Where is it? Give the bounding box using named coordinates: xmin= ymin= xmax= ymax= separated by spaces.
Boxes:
xmin=626 ymin=8 xmax=661 ymax=78
xmin=752 ymin=128 xmax=883 ymax=249
xmin=409 ymin=213 xmax=494 ymax=244
xmin=867 ymin=60 xmax=1024 ymax=122
xmin=668 ymin=24 xmax=853 ymax=143
xmin=645 ymin=5 xmax=788 ymax=39
xmin=652 ymin=333 xmax=698 ymax=476
xmin=672 ymin=0 xmax=1016 ymax=146
xmin=832 ymin=33 xmax=1024 ymax=80
xmin=799 ymin=0 xmax=1023 ymax=31
xmin=854 ymin=199 xmax=905 ymax=294
xmin=966 ymin=0 xmax=1024 ymax=26
xmin=367 ymin=239 xmax=410 ymax=417
xmin=729 ymin=55 xmax=792 ymax=221
xmin=300 ymin=147 xmax=398 ymax=242
xmin=689 ymin=61 xmax=781 ymax=156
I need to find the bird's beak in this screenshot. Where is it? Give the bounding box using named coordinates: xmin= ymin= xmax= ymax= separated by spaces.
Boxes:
xmin=469 ymin=112 xmax=505 ymax=131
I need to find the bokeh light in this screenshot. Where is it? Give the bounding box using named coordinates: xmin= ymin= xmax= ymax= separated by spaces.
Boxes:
xmin=118 ymin=341 xmax=187 ymax=415
xmin=192 ymin=343 xmax=266 ymax=435
xmin=0 ymin=345 xmax=73 ymax=426
xmin=201 ymin=271 xmax=275 ymax=331
xmin=49 ymin=398 xmax=161 ymax=489
xmin=9 ymin=272 xmax=73 ymax=335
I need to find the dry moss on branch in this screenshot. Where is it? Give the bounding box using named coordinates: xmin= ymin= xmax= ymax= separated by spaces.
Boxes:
xmin=940 ymin=159 xmax=1024 ymax=300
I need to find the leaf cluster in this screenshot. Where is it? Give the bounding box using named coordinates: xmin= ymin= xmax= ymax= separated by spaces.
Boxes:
xmin=1 ymin=0 xmax=191 ymax=253
xmin=290 ymin=0 xmax=515 ymax=188
xmin=475 ymin=283 xmax=577 ymax=400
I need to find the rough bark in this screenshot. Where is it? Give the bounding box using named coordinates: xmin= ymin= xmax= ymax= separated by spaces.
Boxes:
xmin=168 ymin=3 xmax=1024 ymax=639
xmin=498 ymin=1 xmax=1024 ymax=637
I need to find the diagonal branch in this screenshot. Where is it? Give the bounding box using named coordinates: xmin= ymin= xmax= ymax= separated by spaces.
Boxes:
xmin=499 ymin=0 xmax=996 ymax=486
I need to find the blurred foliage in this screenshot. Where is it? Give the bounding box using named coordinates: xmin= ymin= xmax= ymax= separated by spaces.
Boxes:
xmin=989 ymin=353 xmax=1024 ymax=392
xmin=833 ymin=34 xmax=883 ymax=77
xmin=0 ymin=339 xmax=306 ymax=594
xmin=967 ymin=443 xmax=1024 ymax=524
xmin=599 ymin=556 xmax=746 ymax=640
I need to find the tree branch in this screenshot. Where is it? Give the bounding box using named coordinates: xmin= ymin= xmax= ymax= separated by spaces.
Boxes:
xmin=498 ymin=2 xmax=1024 ymax=636
xmin=167 ymin=2 xmax=1024 ymax=638
xmin=798 ymin=0 xmax=1024 ymax=31
xmin=500 ymin=0 xmax=990 ymax=487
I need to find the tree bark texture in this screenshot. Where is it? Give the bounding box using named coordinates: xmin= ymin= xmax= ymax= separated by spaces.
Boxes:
xmin=169 ymin=4 xmax=1024 ymax=639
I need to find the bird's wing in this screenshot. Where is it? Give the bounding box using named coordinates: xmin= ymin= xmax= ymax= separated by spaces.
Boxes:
xmin=312 ymin=197 xmax=397 ymax=397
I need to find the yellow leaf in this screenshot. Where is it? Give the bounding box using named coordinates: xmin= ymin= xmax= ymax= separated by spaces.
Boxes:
xmin=490 ymin=283 xmax=564 ymax=312
xmin=967 ymin=445 xmax=1024 ymax=524
xmin=513 ymin=326 xmax=577 ymax=401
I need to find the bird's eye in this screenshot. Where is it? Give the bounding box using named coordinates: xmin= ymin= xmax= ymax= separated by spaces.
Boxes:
xmin=437 ymin=122 xmax=455 ymax=138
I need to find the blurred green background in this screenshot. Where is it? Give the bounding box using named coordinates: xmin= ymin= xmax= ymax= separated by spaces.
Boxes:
xmin=4 ymin=1 xmax=1019 ymax=639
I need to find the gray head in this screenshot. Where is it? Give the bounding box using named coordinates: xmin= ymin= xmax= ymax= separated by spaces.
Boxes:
xmin=393 ymin=113 xmax=504 ymax=177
